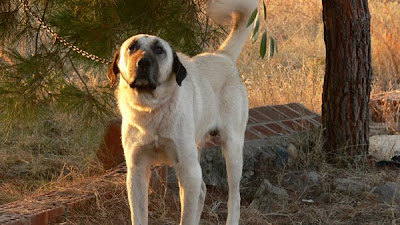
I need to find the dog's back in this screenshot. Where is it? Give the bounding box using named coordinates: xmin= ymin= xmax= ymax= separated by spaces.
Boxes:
xmin=176 ymin=0 xmax=257 ymax=145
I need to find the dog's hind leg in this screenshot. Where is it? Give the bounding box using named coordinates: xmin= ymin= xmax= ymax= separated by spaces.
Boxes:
xmin=221 ymin=133 xmax=244 ymax=225
xmin=220 ymin=86 xmax=248 ymax=225
xmin=174 ymin=150 xmax=204 ymax=225
xmin=195 ymin=180 xmax=207 ymax=223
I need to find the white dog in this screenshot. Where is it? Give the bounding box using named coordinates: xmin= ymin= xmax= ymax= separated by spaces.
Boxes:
xmin=107 ymin=0 xmax=257 ymax=224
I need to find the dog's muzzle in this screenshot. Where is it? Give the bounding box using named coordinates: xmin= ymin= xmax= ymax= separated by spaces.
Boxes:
xmin=130 ymin=57 xmax=158 ymax=90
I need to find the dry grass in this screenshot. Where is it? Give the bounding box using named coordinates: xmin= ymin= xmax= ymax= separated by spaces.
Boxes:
xmin=241 ymin=0 xmax=400 ymax=114
xmin=240 ymin=0 xmax=325 ymax=113
xmin=370 ymin=0 xmax=400 ymax=93
xmin=51 ymin=128 xmax=400 ymax=225
xmin=1 ymin=0 xmax=400 ymax=224
xmin=0 ymin=115 xmax=106 ymax=204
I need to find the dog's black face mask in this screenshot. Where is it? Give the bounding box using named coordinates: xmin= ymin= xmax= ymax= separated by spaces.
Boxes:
xmin=128 ymin=51 xmax=159 ymax=91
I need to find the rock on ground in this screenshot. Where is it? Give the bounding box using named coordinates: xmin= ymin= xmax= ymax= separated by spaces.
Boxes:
xmin=369 ymin=135 xmax=400 ymax=161
xmin=372 ymin=182 xmax=400 ymax=204
xmin=334 ymin=178 xmax=372 ymax=195
xmin=200 ymin=137 xmax=292 ymax=188
xmin=249 ymin=179 xmax=289 ymax=212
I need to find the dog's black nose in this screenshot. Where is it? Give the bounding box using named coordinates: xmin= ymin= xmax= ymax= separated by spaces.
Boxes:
xmin=137 ymin=58 xmax=151 ymax=69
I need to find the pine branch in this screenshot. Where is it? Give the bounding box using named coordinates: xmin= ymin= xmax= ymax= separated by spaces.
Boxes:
xmin=68 ymin=55 xmax=91 ymax=95
xmin=35 ymin=0 xmax=49 ymax=55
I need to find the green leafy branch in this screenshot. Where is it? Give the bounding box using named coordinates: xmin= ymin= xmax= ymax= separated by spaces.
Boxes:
xmin=247 ymin=1 xmax=277 ymax=59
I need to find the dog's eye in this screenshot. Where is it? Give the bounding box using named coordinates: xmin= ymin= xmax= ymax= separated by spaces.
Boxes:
xmin=128 ymin=44 xmax=137 ymax=52
xmin=154 ymin=46 xmax=165 ymax=55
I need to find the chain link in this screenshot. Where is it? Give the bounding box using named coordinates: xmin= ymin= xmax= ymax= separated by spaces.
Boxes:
xmin=19 ymin=0 xmax=111 ymax=64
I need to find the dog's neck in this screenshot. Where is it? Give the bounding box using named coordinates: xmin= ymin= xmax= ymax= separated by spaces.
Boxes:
xmin=131 ymin=91 xmax=177 ymax=113
xmin=118 ymin=83 xmax=179 ymax=122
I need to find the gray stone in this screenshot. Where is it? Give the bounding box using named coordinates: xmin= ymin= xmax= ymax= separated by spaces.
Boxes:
xmin=200 ymin=137 xmax=291 ymax=187
xmin=304 ymin=171 xmax=321 ymax=184
xmin=274 ymin=145 xmax=288 ymax=168
xmin=369 ymin=135 xmax=400 ymax=161
xmin=200 ymin=146 xmax=227 ymax=187
xmin=249 ymin=179 xmax=289 ymax=212
xmin=372 ymin=182 xmax=400 ymax=204
xmin=334 ymin=178 xmax=371 ymax=195
xmin=5 ymin=161 xmax=31 ymax=178
xmin=286 ymin=143 xmax=298 ymax=164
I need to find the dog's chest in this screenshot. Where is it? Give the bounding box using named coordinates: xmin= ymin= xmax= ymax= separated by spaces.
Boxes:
xmin=123 ymin=115 xmax=179 ymax=166
xmin=151 ymin=137 xmax=177 ymax=166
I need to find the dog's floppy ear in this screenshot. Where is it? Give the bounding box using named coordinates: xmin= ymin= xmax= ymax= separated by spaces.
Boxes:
xmin=107 ymin=49 xmax=120 ymax=88
xmin=172 ymin=51 xmax=187 ymax=86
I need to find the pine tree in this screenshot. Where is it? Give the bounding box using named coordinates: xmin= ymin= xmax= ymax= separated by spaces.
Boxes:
xmin=0 ymin=0 xmax=220 ymax=129
xmin=322 ymin=0 xmax=372 ymax=162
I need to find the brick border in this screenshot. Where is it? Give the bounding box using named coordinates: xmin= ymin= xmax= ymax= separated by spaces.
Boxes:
xmin=205 ymin=103 xmax=322 ymax=148
xmin=0 ymin=164 xmax=127 ymax=225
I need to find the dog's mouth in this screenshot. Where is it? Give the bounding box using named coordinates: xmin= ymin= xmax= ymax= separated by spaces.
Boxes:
xmin=129 ymin=68 xmax=159 ymax=91
xmin=130 ymin=77 xmax=157 ymax=91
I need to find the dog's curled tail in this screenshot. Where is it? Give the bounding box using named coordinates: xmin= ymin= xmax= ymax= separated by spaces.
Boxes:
xmin=208 ymin=0 xmax=258 ymax=61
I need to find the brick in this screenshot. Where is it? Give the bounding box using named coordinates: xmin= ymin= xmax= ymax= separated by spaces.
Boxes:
xmin=31 ymin=190 xmax=93 ymax=210
xmin=312 ymin=115 xmax=322 ymax=124
xmin=252 ymin=125 xmax=277 ymax=137
xmin=293 ymin=119 xmax=317 ymax=129
xmin=310 ymin=118 xmax=321 ymax=127
xmin=28 ymin=211 xmax=47 ymax=225
xmin=248 ymin=109 xmax=271 ymax=123
xmin=46 ymin=206 xmax=65 ymax=222
xmin=247 ymin=116 xmax=258 ymax=124
xmin=0 ymin=201 xmax=65 ymax=225
xmin=282 ymin=120 xmax=304 ymax=131
xmin=245 ymin=129 xmax=263 ymax=140
xmin=254 ymin=106 xmax=288 ymax=121
xmin=65 ymin=196 xmax=95 ymax=209
xmin=0 ymin=163 xmax=129 ymax=225
xmin=308 ymin=118 xmax=322 ymax=127
xmin=96 ymin=119 xmax=124 ymax=170
xmin=271 ymin=105 xmax=301 ymax=118
xmin=32 ymin=191 xmax=84 ymax=206
xmin=286 ymin=103 xmax=317 ymax=116
xmin=264 ymin=123 xmax=291 ymax=135
xmin=0 ymin=213 xmax=26 ymax=225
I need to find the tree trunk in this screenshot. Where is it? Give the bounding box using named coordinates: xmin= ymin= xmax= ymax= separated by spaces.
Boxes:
xmin=322 ymin=0 xmax=372 ymax=160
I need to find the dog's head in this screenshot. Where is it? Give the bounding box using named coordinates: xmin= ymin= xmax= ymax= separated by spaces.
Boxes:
xmin=107 ymin=35 xmax=187 ymax=90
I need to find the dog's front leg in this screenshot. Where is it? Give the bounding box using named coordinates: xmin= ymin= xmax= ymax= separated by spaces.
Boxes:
xmin=175 ymin=155 xmax=204 ymax=225
xmin=126 ymin=154 xmax=151 ymax=225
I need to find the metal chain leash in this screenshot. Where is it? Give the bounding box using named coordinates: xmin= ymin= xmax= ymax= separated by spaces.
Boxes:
xmin=19 ymin=0 xmax=111 ymax=64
